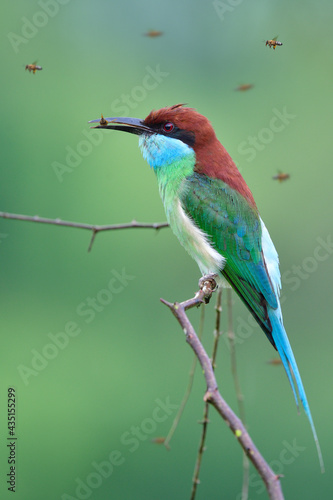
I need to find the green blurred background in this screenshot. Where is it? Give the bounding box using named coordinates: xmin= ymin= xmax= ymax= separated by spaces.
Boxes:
xmin=1 ymin=0 xmax=332 ymax=498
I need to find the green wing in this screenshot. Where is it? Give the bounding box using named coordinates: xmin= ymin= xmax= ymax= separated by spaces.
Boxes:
xmin=181 ymin=173 xmax=277 ymax=345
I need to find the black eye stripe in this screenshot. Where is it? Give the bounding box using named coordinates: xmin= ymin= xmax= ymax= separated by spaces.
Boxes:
xmin=146 ymin=122 xmax=195 ymax=147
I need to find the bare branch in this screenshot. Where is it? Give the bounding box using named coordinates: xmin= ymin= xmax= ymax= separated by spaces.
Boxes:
xmin=163 ymin=305 xmax=206 ymax=450
xmin=227 ymin=288 xmax=249 ymax=500
xmin=190 ymin=289 xmax=222 ymax=500
xmin=0 ymin=212 xmax=169 ymax=251
xmin=161 ymin=280 xmax=284 ymax=500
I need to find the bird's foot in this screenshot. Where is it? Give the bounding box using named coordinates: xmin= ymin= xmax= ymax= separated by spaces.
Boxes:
xmin=198 ymin=273 xmax=218 ymax=289
xmin=198 ymin=274 xmax=218 ymax=304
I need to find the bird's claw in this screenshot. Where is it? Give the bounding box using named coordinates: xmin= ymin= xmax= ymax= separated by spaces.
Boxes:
xmin=198 ymin=274 xmax=218 ymax=304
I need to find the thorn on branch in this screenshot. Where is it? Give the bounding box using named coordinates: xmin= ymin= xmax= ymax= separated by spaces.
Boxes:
xmin=203 ymin=391 xmax=214 ymax=402
xmin=88 ymin=228 xmax=98 ymax=252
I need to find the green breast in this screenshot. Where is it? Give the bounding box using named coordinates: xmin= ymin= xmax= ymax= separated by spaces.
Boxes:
xmin=155 ymin=157 xmax=225 ymax=274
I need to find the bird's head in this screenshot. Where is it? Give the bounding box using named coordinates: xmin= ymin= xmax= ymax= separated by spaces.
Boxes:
xmin=89 ymin=104 xmax=256 ymax=206
xmin=89 ymin=104 xmax=216 ymax=169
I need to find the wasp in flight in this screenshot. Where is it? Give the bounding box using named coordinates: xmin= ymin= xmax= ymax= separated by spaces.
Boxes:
xmin=235 ymin=84 xmax=254 ymax=92
xmin=265 ymin=37 xmax=283 ymax=50
xmin=273 ymin=171 xmax=290 ymax=182
xmin=144 ymin=30 xmax=163 ymax=37
xmin=25 ymin=62 xmax=42 ymax=74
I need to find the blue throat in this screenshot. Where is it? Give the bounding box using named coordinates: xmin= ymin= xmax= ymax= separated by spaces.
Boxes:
xmin=139 ymin=134 xmax=194 ymax=170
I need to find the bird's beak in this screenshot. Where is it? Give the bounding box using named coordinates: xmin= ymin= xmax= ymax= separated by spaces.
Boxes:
xmin=88 ymin=116 xmax=151 ymax=136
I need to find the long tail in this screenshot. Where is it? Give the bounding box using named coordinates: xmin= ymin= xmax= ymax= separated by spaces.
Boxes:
xmin=269 ymin=309 xmax=325 ymax=472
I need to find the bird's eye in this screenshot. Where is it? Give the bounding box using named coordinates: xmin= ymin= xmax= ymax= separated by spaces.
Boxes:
xmin=163 ymin=122 xmax=174 ymax=133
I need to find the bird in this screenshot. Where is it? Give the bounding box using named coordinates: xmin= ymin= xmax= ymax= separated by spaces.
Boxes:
xmin=89 ymin=104 xmax=324 ymax=471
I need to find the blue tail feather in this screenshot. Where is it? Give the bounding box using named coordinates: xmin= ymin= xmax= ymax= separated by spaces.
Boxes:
xmin=272 ymin=330 xmax=299 ymax=412
xmin=268 ymin=309 xmax=325 ymax=472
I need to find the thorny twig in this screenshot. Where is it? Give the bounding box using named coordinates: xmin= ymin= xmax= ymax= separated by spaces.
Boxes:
xmin=190 ymin=289 xmax=223 ymax=500
xmin=163 ymin=305 xmax=206 ymax=450
xmin=161 ymin=278 xmax=284 ymax=500
xmin=0 ymin=212 xmax=168 ymax=252
xmin=227 ymin=288 xmax=250 ymax=500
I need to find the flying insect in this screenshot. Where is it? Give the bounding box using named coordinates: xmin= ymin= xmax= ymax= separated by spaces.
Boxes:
xmin=235 ymin=84 xmax=253 ymax=92
xmin=265 ymin=37 xmax=283 ymax=49
xmin=273 ymin=171 xmax=290 ymax=182
xmin=25 ymin=62 xmax=42 ymax=74
xmin=144 ymin=30 xmax=163 ymax=37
